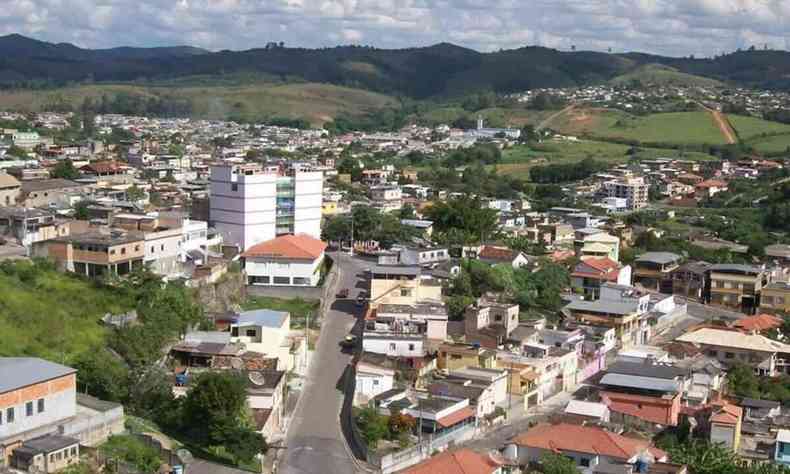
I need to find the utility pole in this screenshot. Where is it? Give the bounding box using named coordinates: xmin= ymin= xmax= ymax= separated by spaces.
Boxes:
xmin=349 ymin=213 xmax=354 ymax=256
xmin=304 ymin=310 xmax=310 ymax=372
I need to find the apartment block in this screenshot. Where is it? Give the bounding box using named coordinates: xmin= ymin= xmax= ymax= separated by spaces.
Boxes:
xmin=709 ymin=264 xmax=768 ymax=314
xmin=602 ymin=177 xmax=648 ymax=210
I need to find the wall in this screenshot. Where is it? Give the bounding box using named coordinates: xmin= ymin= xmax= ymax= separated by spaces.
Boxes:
xmin=293 ymin=172 xmax=323 ymax=239
xmin=245 ymin=254 xmax=323 ymax=286
xmin=363 ymin=337 xmax=425 ymax=357
xmin=0 ymin=374 xmax=76 ymax=441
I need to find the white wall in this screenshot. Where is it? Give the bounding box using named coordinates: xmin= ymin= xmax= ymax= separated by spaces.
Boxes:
xmin=210 ymin=165 xmax=277 ymax=250
xmin=356 ymin=373 xmax=394 ymax=401
xmin=293 ymin=172 xmax=323 ymax=239
xmin=0 ymin=386 xmax=76 ymax=440
xmin=245 ymin=254 xmax=324 ymax=286
xmin=363 ymin=337 xmax=425 ymax=357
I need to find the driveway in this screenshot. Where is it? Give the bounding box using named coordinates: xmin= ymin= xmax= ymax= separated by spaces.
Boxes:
xmin=277 ymin=252 xmax=368 ymax=474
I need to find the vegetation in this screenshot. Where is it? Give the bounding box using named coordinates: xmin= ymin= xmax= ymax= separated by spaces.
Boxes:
xmin=423 ymin=198 xmax=500 ymax=246
xmin=529 ymin=157 xmax=608 ymax=184
xmin=51 ymin=159 xmax=81 ymax=179
xmin=538 ymin=452 xmax=579 ymax=474
xmin=355 ymin=407 xmax=415 ymax=448
xmin=241 ymin=296 xmax=319 ymax=329
xmin=609 ymin=64 xmax=724 ymax=88
xmin=321 ymin=205 xmax=422 ymax=248
xmin=100 ymin=435 xmax=163 ymax=474
xmin=728 ymin=114 xmax=790 ymax=140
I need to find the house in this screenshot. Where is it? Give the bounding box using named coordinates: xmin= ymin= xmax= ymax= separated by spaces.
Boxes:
xmin=570 ymin=257 xmax=632 ymax=299
xmin=0 ymin=207 xmax=70 ymax=248
xmin=563 ymin=283 xmax=651 ymax=348
xmin=32 ymin=230 xmax=145 ymax=278
xmin=400 ymin=219 xmax=433 ymax=237
xmin=563 ymin=400 xmax=611 ymax=423
xmin=436 ymin=343 xmax=497 ymax=371
xmin=0 ymin=173 xmax=21 ymax=206
xmin=375 ymin=392 xmax=477 ymax=440
xmin=676 ymin=327 xmax=790 ymax=376
xmin=499 ymin=347 xmax=578 ymax=410
xmin=775 ymin=429 xmax=790 ymax=466
xmin=708 ymin=264 xmax=768 ymax=314
xmin=363 ymin=302 xmax=448 ymax=357
xmin=671 ymin=261 xmax=710 ymax=302
xmin=673 ymin=356 xmax=725 ymax=405
xmin=733 ymin=313 xmax=783 ymax=334
xmin=575 ymin=230 xmax=620 ymax=262
xmin=633 ymin=252 xmax=682 ymax=293
xmin=760 ymin=282 xmax=790 ymax=315
xmin=765 ymin=244 xmax=790 ymax=263
xmin=397 ymin=448 xmax=503 ymax=474
xmin=464 ymin=298 xmax=520 ymax=349
xmin=355 ymin=361 xmax=395 ymax=405
xmin=429 ymin=367 xmax=508 ymax=419
xmin=20 ymin=179 xmax=85 ymax=208
xmin=506 ymin=423 xmax=668 ymax=473
xmin=477 ymin=245 xmax=533 ymax=269
xmin=0 ymin=358 xmax=123 ymax=469
xmin=369 ymin=266 xmax=443 ymax=307
xmin=229 ymin=309 xmax=307 ymax=373
xmin=707 ymin=400 xmax=743 ymax=452
xmin=398 ymin=246 xmax=449 ymax=266
xmin=246 ymin=370 xmax=287 ymax=441
xmin=695 ymin=180 xmax=728 ymax=200
xmin=740 ymin=398 xmax=781 ymax=421
xmin=242 ymin=233 xmax=327 ymax=287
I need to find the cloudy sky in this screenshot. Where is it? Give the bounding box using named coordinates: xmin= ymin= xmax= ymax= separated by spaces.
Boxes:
xmin=2 ymin=0 xmax=789 ymax=57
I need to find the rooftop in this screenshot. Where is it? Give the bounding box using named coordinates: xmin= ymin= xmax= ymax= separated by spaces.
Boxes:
xmin=242 ymin=233 xmax=327 ymax=260
xmin=0 ymin=357 xmax=76 ymax=393
xmin=233 ymin=309 xmax=289 ymax=329
xmin=399 ymin=448 xmax=502 ymax=474
xmin=635 ymin=252 xmax=682 ymax=265
xmin=677 ymin=328 xmax=790 ymax=353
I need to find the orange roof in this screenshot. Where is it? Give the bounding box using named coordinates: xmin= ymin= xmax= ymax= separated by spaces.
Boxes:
xmin=572 ymin=258 xmax=620 ymax=281
xmin=436 ymin=406 xmax=476 ymax=428
xmin=709 ymin=401 xmax=742 ymax=425
xmin=600 ymin=391 xmax=677 ymax=426
xmin=398 ymin=448 xmax=502 ymax=474
xmin=81 ymin=161 xmax=124 ymax=174
xmin=733 ymin=314 xmax=783 ymax=332
xmin=242 ymin=234 xmax=327 ymax=260
xmin=512 ymin=423 xmax=666 ymax=461
xmin=479 ymin=245 xmax=516 ymax=261
xmin=696 ymin=180 xmax=728 ymax=189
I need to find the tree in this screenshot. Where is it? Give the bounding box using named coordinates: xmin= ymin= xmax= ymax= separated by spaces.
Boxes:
xmin=73 ymin=200 xmax=92 ymax=220
xmin=356 ymin=407 xmax=389 ymax=447
xmin=728 ymin=363 xmax=761 ymax=399
xmin=6 ymin=145 xmax=29 ymax=159
xmin=73 ymin=349 xmax=130 ymax=402
xmin=424 ymin=198 xmax=500 ymax=245
xmin=125 ymin=185 xmax=146 ymax=202
xmin=540 ymin=452 xmax=578 ymax=474
xmin=101 ymin=435 xmax=161 ymax=474
xmin=182 ymin=372 xmax=252 ymax=444
xmin=51 ymin=159 xmax=80 ymax=180
xmin=399 ymin=204 xmax=417 ymax=220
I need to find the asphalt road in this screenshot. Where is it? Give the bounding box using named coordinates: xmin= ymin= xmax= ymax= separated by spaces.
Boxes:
xmin=277 ymin=252 xmax=367 ymax=474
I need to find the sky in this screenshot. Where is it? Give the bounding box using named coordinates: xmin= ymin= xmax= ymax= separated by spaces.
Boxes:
xmin=2 ymin=0 xmax=789 ymax=57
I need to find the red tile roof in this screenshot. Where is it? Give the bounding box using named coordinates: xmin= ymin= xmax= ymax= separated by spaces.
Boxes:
xmin=572 ymin=258 xmax=621 ymax=281
xmin=81 ymin=161 xmax=124 ymax=174
xmin=696 ymin=180 xmax=728 ymax=189
xmin=479 ymin=245 xmax=516 ymax=261
xmin=242 ymin=234 xmax=327 ymax=260
xmin=733 ymin=313 xmax=783 ymax=333
xmin=511 ymin=423 xmax=666 ymax=461
xmin=600 ymin=391 xmax=678 ymax=426
xmin=398 ymin=448 xmax=502 ymax=474
xmin=436 ymin=406 xmax=476 ymax=428
xmin=709 ymin=401 xmax=742 ymax=425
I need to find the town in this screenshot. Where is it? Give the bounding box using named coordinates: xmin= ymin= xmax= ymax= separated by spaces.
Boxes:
xmin=1 ymin=91 xmax=790 ymax=474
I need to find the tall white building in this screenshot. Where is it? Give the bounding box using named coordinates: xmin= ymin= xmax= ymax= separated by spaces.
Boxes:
xmin=210 ymin=163 xmax=323 ymax=251
xmin=602 ymin=177 xmax=648 ymax=211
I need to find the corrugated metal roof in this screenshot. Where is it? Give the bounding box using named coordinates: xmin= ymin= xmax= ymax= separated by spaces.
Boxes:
xmin=234 ymin=309 xmax=289 ymax=328
xmin=599 ymin=373 xmax=679 ymax=393
xmin=0 ymin=358 xmax=76 ymax=393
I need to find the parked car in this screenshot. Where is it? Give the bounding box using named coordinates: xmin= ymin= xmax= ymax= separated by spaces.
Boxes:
xmin=340 ymin=335 xmax=357 ymax=349
xmin=337 ymin=288 xmax=349 ymax=298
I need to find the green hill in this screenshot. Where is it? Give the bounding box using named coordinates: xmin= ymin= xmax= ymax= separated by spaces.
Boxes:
xmin=0 ymin=260 xmax=135 ymax=360
xmin=610 ymin=64 xmax=723 ymax=88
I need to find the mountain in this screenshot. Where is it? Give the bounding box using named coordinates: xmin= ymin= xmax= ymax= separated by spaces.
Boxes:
xmin=1 ymin=34 xmax=790 ymax=97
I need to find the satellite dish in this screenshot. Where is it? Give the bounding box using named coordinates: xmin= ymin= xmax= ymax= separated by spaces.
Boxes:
xmin=248 ymin=371 xmax=266 ymax=386
xmin=230 ymin=357 xmax=244 ymax=369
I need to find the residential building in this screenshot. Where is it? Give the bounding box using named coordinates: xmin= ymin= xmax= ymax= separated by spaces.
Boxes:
xmin=354 ymin=362 xmax=395 ymax=405
xmin=602 ymin=177 xmax=648 ymax=210
xmin=695 ymin=180 xmax=728 ymax=199
xmin=464 ymin=298 xmax=520 ymax=349
xmin=733 ymin=313 xmax=784 ymax=334
xmin=500 ymin=346 xmax=579 ymax=408
xmin=12 ymin=132 xmax=40 ymax=150
xmin=570 ymin=257 xmax=631 ymax=299
xmin=671 ymin=261 xmax=711 ymax=302
xmin=0 ymin=207 xmax=70 ymax=248
xmin=564 ymin=283 xmax=651 ymax=348
xmin=369 ymin=185 xmax=402 ymax=211
xmin=437 ymin=343 xmax=497 ymax=371
xmin=760 ymin=281 xmax=790 ymax=314
xmin=707 ymin=400 xmax=743 ymax=452
xmin=247 ymin=370 xmax=287 ymax=440
xmin=209 ymin=163 xmax=323 ymax=251
xmin=776 ymin=429 xmax=790 ymax=466
xmin=575 ymin=229 xmax=620 ymax=262
xmin=363 ymin=302 xmax=448 ymax=357
xmin=399 ymin=448 xmax=503 ymax=474
xmin=20 ymin=179 xmax=85 ymax=209
xmin=398 ymin=246 xmax=449 ymax=266
xmin=369 ymin=266 xmax=442 ymax=308
xmin=563 ymin=400 xmax=610 ymax=423
xmin=0 ymin=173 xmax=20 ymax=206
xmin=229 ymin=309 xmax=307 ymax=373
xmin=33 ymin=230 xmax=145 ymax=277
xmin=477 ymin=245 xmax=534 ymax=269
xmin=376 ymin=392 xmax=476 ymax=440
xmin=676 ymin=328 xmax=790 ymax=376
xmin=1 ymin=358 xmax=123 ymax=470
xmin=506 ymin=423 xmax=668 ymax=473
xmin=633 ymin=252 xmax=682 ymax=293
xmin=242 ymin=233 xmax=327 ymax=287
xmin=708 ymin=264 xmax=768 ymax=314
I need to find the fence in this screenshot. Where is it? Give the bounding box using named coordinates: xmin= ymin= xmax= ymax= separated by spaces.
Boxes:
xmin=369 ymin=422 xmax=476 ymax=474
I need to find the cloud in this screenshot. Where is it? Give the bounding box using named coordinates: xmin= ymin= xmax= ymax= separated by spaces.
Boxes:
xmin=0 ymin=0 xmax=787 ymax=56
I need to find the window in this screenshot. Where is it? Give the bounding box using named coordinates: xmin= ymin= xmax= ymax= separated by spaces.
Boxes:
xmin=70 ymin=447 xmax=76 ymax=457
xmin=400 ymin=288 xmax=412 ymax=297
xmin=7 ymin=407 xmax=14 ymax=423
xmin=495 ymin=315 xmax=502 ymax=322
xmin=273 ymin=276 xmax=290 ymax=285
xmin=389 ymin=343 xmax=396 ymax=351
xmin=134 ymin=245 xmax=140 ymax=251
xmin=38 ymin=398 xmax=45 ymax=413
xmin=50 ymin=454 xmax=55 ymax=463
xmin=372 ymin=380 xmax=379 ymax=386
xmin=231 ymin=327 xmax=239 ymax=337
xmin=725 ymin=352 xmax=735 ymax=359
xmin=231 ymin=183 xmax=239 ymax=192
xmin=0 ymin=410 xmax=2 ymax=425
xmin=293 ymin=277 xmax=310 ymax=285
xmin=121 ymin=247 xmax=126 ymax=255
xmin=26 ymin=401 xmax=33 ymax=416
xmin=246 ymin=329 xmax=256 ymax=337
xmin=408 ymin=344 xmax=415 ymax=351
xmin=150 ymin=246 xmax=155 ymax=253
xmin=161 ymin=244 xmax=164 ymax=251
xmin=580 ymin=458 xmax=590 ymax=467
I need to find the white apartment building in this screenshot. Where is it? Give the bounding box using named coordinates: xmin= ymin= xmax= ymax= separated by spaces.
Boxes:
xmin=209 ymin=163 xmax=323 ymax=251
xmin=12 ymin=132 xmax=40 ymax=150
xmin=602 ymin=177 xmax=648 ymax=211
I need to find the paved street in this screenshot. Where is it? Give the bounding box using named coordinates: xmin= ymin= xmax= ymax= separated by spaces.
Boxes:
xmin=277 ymin=252 xmax=368 ymax=474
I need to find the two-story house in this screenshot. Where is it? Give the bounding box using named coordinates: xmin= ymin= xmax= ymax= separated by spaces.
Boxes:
xmin=708 ymin=264 xmax=769 ymax=314
xmin=563 ymin=283 xmax=651 ymax=348
xmin=33 ymin=230 xmax=145 ymax=278
xmin=464 ymin=298 xmax=520 ymax=349
xmin=229 ymin=309 xmax=307 ymax=374
xmin=633 ymin=252 xmax=682 ymax=293
xmin=570 ymin=257 xmax=632 ymax=299
xmin=676 ymin=327 xmax=790 ymax=376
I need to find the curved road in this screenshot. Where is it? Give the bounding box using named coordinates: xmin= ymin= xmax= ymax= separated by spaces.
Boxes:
xmin=278 ymin=252 xmax=367 ymax=474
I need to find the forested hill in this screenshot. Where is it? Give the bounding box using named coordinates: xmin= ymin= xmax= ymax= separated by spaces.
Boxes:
xmin=2 ymin=34 xmax=790 ymax=97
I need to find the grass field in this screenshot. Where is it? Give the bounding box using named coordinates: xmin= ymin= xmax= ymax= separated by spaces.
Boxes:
xmin=0 ymin=82 xmax=398 ymax=125
xmin=0 ymin=261 xmax=135 ymax=360
xmin=728 ymin=114 xmax=790 ymax=140
xmin=241 ymin=295 xmax=319 ymax=328
xmin=549 ymin=108 xmax=728 ymax=146
xmin=748 ymin=134 xmax=790 ymax=154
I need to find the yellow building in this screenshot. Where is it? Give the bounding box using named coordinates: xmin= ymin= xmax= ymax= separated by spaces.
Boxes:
xmin=760 ymin=281 xmax=790 ymax=314
xmin=436 ymin=343 xmax=497 ymax=371
xmin=321 ymin=200 xmax=338 ymax=216
xmin=369 ymin=266 xmax=442 ymax=307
